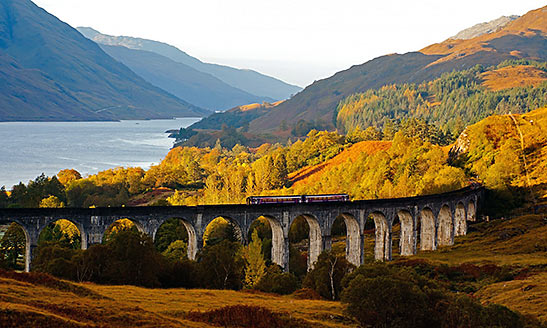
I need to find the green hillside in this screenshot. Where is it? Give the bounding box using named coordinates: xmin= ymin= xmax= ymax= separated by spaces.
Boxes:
xmin=336 ymin=62 xmax=547 ymax=136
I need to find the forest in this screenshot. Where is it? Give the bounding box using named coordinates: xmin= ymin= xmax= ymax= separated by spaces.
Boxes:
xmin=336 ymin=61 xmax=547 ymax=136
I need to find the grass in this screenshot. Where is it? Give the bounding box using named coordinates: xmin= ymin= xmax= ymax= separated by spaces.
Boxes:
xmin=475 ymin=272 xmax=547 ymax=323
xmin=0 ymin=271 xmax=351 ymax=328
xmin=480 ymin=65 xmax=547 ymax=91
xmin=408 ymin=214 xmax=547 ymax=266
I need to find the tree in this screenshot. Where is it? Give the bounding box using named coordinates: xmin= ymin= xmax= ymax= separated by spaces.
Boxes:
xmin=303 ymin=251 xmax=353 ymax=300
xmin=154 ymin=218 xmax=189 ymax=253
xmin=104 ymin=230 xmax=166 ymax=287
xmin=57 ymin=169 xmax=82 ymax=186
xmin=197 ymin=240 xmax=244 ymax=290
xmin=0 ymin=186 xmax=9 ymax=208
xmin=272 ymin=153 xmax=288 ymax=189
xmin=162 ymin=240 xmax=188 ymax=262
xmin=39 ymin=195 xmax=65 ymax=208
xmin=0 ymin=223 xmax=26 ymax=270
xmin=242 ymin=230 xmax=266 ymax=288
xmin=32 ymin=243 xmax=78 ymax=280
xmin=38 ymin=220 xmax=81 ymax=250
xmin=255 ymin=265 xmax=299 ymax=295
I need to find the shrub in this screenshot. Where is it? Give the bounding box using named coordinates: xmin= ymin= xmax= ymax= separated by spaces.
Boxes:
xmin=303 ymin=250 xmax=354 ymax=300
xmin=159 ymin=258 xmax=199 ymax=288
xmin=255 ymin=265 xmax=299 ymax=295
xmin=342 ymin=275 xmax=435 ymax=327
xmin=186 ymin=305 xmax=310 ymax=328
xmin=341 ymin=262 xmax=530 ymax=328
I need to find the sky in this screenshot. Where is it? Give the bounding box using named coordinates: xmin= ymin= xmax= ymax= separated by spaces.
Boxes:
xmin=33 ymin=0 xmax=546 ymax=87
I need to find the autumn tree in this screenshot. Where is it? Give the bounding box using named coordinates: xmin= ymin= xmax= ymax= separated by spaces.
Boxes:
xmin=39 ymin=195 xmax=65 ymax=208
xmin=303 ymin=250 xmax=353 ymax=300
xmin=242 ymin=230 xmax=266 ymax=288
xmin=57 ymin=169 xmax=82 ymax=186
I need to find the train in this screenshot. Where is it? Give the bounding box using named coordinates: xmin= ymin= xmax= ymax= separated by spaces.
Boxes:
xmin=246 ymin=194 xmax=350 ymax=205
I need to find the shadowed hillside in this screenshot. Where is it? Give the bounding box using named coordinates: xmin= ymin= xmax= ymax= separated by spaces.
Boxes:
xmin=0 ymin=0 xmax=209 ymax=121
xmin=98 ymin=44 xmax=271 ymax=111
xmin=77 ymin=27 xmax=302 ymax=101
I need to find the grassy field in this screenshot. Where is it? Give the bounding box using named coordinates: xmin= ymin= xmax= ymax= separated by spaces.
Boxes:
xmin=0 ymin=270 xmax=352 ymax=328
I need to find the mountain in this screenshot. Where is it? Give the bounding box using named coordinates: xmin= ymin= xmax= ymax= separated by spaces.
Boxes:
xmin=0 ymin=53 xmax=100 ymax=121
xmin=0 ymin=0 xmax=209 ymax=121
xmin=242 ymin=6 xmax=547 ymax=133
xmin=77 ymin=27 xmax=302 ymax=101
xmin=96 ymin=44 xmax=272 ymax=111
xmin=451 ymin=15 xmax=519 ymax=40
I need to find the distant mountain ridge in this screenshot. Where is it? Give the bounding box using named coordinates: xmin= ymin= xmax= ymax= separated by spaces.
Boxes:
xmin=77 ymin=27 xmax=302 ymax=101
xmin=97 ymin=44 xmax=272 ymax=111
xmin=0 ymin=0 xmax=209 ymax=121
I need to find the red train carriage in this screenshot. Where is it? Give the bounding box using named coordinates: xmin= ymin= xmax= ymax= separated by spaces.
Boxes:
xmin=246 ymin=194 xmax=349 ymax=205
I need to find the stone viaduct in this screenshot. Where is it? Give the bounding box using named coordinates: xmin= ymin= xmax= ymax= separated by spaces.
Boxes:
xmin=0 ymin=186 xmax=483 ymax=273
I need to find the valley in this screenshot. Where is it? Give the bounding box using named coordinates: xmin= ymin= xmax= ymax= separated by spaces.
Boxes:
xmin=0 ymin=2 xmax=546 ymax=328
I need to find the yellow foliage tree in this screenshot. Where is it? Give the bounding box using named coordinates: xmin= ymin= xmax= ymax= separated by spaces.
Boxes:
xmin=39 ymin=195 xmax=65 ymax=208
xmin=242 ymin=230 xmax=266 ymax=288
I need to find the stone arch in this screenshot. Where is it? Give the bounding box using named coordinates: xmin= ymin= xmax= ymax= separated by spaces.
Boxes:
xmin=454 ymin=202 xmax=467 ymax=236
xmin=0 ymin=220 xmax=31 ymax=272
xmin=437 ymin=205 xmax=454 ymax=247
xmin=332 ymin=213 xmax=361 ymax=266
xmin=371 ymin=211 xmax=390 ymax=261
xmin=155 ymin=217 xmax=198 ymax=260
xmin=420 ymin=207 xmax=436 ymax=251
xmin=248 ymin=215 xmax=285 ymax=268
xmin=38 ymin=218 xmax=86 ymax=250
xmin=397 ymin=210 xmax=416 ymax=256
xmin=289 ymin=214 xmax=322 ymax=270
xmin=102 ymin=218 xmax=145 ymax=243
xmin=467 ymin=200 xmax=476 ymax=222
xmin=202 ymin=216 xmax=244 ymax=246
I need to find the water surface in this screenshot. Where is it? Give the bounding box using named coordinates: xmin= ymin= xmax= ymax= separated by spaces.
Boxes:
xmin=0 ymin=118 xmax=199 ymax=188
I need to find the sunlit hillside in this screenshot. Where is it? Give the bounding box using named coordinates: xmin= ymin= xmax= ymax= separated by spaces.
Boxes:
xmin=452 ymin=106 xmax=547 ymax=202
xmin=480 ymin=65 xmax=547 ymax=91
xmin=289 ymin=140 xmax=391 ymax=187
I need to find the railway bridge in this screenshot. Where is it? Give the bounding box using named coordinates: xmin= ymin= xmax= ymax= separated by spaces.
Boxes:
xmin=0 ymin=186 xmax=483 ymax=272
